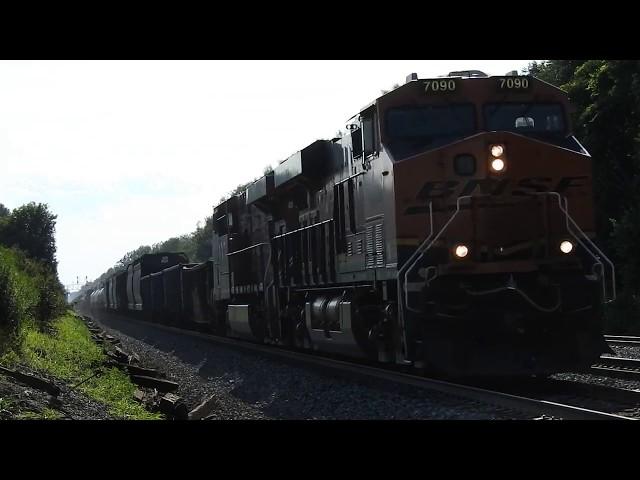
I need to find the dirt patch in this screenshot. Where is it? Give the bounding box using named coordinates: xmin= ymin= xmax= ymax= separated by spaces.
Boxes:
xmin=0 ymin=366 xmax=114 ymax=420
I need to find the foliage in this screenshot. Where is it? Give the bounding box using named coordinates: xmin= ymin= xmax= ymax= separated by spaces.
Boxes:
xmin=114 ymin=244 xmax=153 ymax=271
xmin=524 ymin=60 xmax=586 ymax=88
xmin=35 ymin=270 xmax=67 ymax=325
xmin=0 ymin=202 xmax=58 ymax=270
xmin=525 ymin=60 xmax=640 ymax=332
xmin=15 ymin=408 xmax=63 ymax=420
xmin=0 ymin=246 xmax=66 ymax=354
xmin=0 ymin=260 xmax=21 ymax=352
xmin=16 ymin=312 xmax=162 ymax=419
xmin=0 ymin=203 xmax=9 ymax=218
xmin=189 ymin=215 xmax=215 ymax=263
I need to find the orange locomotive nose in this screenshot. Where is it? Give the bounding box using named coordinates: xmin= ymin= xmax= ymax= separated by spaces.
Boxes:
xmin=394 ymin=131 xmax=594 ymax=272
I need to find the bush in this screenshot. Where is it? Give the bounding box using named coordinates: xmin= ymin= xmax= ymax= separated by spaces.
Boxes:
xmin=0 ymin=246 xmax=67 ymax=354
xmin=0 ymin=261 xmax=21 ymax=352
xmin=611 ymin=206 xmax=640 ymax=292
xmin=34 ymin=272 xmax=66 ymax=326
xmin=604 ymin=292 xmax=640 ymax=335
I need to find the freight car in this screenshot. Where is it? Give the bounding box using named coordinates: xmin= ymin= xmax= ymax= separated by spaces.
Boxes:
xmin=80 ymin=70 xmax=616 ymax=377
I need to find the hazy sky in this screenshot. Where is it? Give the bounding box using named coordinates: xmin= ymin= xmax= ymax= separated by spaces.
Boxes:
xmin=0 ymin=60 xmax=534 ymax=290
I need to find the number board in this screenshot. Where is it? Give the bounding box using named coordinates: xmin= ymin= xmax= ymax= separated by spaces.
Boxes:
xmin=497 ymin=76 xmax=531 ymax=91
xmin=424 ymin=78 xmax=458 ymax=94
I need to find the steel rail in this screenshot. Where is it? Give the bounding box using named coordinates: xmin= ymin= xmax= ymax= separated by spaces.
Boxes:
xmin=605 ymin=335 xmax=640 ymax=342
xmin=591 ymin=356 xmax=640 ymax=380
xmin=605 ymin=335 xmax=640 ymax=346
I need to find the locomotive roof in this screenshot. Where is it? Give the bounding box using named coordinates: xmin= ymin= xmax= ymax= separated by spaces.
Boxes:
xmin=353 ymin=74 xmax=566 ymax=117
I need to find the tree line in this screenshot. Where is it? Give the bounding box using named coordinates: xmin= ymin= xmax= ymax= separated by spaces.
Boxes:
xmin=525 ymin=60 xmax=640 ymax=331
xmin=86 ymin=166 xmax=276 ymax=292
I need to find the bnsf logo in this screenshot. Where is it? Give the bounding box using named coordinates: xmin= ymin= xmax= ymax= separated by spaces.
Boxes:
xmin=404 ymin=176 xmax=589 ymax=215
xmin=415 ymin=176 xmax=588 ymax=200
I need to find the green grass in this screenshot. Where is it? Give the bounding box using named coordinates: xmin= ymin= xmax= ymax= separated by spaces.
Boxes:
xmin=16 ymin=408 xmax=62 ymax=420
xmin=6 ymin=312 xmax=162 ymax=420
xmin=0 ymin=395 xmax=14 ymax=412
xmin=21 ymin=313 xmax=105 ymax=378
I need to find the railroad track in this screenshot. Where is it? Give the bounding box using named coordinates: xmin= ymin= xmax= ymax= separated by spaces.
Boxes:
xmin=81 ymin=310 xmax=632 ymax=421
xmin=605 ymin=335 xmax=640 ymax=346
xmin=477 ymin=375 xmax=640 ymax=419
xmin=591 ymin=355 xmax=640 ymax=381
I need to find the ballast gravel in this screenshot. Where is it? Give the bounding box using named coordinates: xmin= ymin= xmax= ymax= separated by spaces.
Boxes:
xmin=607 ymin=344 xmax=640 ymax=360
xmin=86 ymin=311 xmax=528 ymax=420
xmin=546 ymin=343 xmax=640 ymax=418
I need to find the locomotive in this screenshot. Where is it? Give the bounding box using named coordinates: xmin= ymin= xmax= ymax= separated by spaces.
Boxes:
xmin=81 ymin=70 xmax=616 ymax=377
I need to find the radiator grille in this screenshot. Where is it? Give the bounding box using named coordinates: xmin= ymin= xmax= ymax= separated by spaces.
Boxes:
xmin=365 ymin=223 xmax=384 ymax=268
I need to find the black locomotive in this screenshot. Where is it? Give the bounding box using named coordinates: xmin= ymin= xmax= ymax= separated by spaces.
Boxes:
xmin=80 ymin=71 xmax=615 ymax=377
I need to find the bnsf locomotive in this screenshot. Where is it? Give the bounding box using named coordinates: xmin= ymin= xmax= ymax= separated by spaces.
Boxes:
xmin=81 ymin=70 xmax=616 ymax=377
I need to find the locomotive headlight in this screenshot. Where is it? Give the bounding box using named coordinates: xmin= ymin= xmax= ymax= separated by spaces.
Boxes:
xmin=560 ymin=240 xmax=574 ymax=254
xmin=490 ymin=158 xmax=505 ymax=172
xmin=491 ymin=144 xmax=504 ymax=158
xmin=454 ymin=244 xmax=469 ymax=258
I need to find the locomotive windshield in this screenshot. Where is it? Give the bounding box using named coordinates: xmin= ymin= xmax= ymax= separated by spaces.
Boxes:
xmin=484 ymin=103 xmax=566 ymax=136
xmin=385 ymin=104 xmax=476 ymax=159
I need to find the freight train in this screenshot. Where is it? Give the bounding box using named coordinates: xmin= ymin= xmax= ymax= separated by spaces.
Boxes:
xmin=78 ymin=70 xmax=616 ymax=377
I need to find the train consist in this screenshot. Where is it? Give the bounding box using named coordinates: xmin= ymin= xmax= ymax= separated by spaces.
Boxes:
xmin=80 ymin=70 xmax=616 ymax=377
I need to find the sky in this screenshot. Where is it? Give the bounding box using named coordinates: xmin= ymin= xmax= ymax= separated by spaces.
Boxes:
xmin=0 ymin=60 xmax=535 ymax=290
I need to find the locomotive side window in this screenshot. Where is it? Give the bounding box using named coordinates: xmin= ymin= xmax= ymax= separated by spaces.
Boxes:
xmin=351 ymin=127 xmax=363 ymax=158
xmin=347 ymin=178 xmax=357 ymax=233
xmin=362 ymin=114 xmax=376 ymax=157
xmin=333 ymin=184 xmax=346 ymax=253
xmin=484 ymin=103 xmax=565 ymax=135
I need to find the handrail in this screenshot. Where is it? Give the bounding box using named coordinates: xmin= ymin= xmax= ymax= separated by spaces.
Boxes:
xmin=272 ymin=219 xmax=333 ymax=240
xmin=533 ymin=192 xmax=616 ymax=303
xmin=395 ymin=200 xmax=433 ymax=362
xmin=334 ymin=171 xmax=366 ymax=186
xmin=396 ymin=195 xmax=484 ymax=362
xmin=394 ymin=190 xmax=616 ymax=364
xmin=226 ymin=242 xmax=270 ymax=257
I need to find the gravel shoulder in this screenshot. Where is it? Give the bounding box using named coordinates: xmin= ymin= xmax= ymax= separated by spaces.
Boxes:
xmin=87 ymin=311 xmax=529 ymax=420
xmin=606 ymin=344 xmax=640 ymax=360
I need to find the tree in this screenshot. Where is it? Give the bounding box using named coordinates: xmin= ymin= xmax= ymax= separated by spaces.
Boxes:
xmin=0 ymin=202 xmax=58 ymax=270
xmin=525 ymin=60 xmax=640 ymax=242
xmin=191 ymin=215 xmax=214 ymax=262
xmin=526 ymin=60 xmax=640 ymax=331
xmin=524 ymin=60 xmax=586 ymax=88
xmin=0 ymin=203 xmax=9 ymax=218
xmin=115 ymin=244 xmax=153 ymax=270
